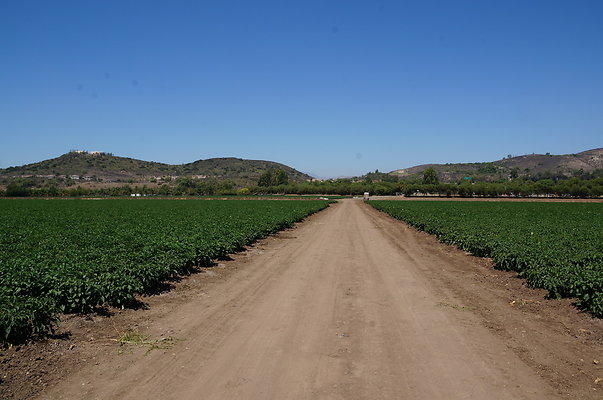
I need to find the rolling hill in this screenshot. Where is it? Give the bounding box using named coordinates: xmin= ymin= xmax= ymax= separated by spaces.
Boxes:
xmin=390 ymin=148 xmax=603 ymax=182
xmin=0 ymin=151 xmax=312 ymax=186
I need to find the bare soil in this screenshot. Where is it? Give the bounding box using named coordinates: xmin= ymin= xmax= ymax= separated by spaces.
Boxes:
xmin=368 ymin=195 xmax=603 ymax=202
xmin=1 ymin=199 xmax=601 ymax=399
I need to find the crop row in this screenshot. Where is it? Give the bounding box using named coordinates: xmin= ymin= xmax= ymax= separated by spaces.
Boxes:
xmin=368 ymin=200 xmax=603 ymax=316
xmin=0 ymin=199 xmax=329 ymax=343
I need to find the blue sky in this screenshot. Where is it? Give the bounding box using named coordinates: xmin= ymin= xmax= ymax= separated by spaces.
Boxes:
xmin=1 ymin=1 xmax=602 ymax=178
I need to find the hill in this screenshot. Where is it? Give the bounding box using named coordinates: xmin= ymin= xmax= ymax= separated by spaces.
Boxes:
xmin=0 ymin=151 xmax=311 ymax=186
xmin=390 ymin=148 xmax=603 ymax=182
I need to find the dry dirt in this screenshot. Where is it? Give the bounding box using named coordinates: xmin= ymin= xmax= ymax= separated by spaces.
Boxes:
xmin=368 ymin=195 xmax=603 ymax=202
xmin=1 ymin=199 xmax=602 ymax=399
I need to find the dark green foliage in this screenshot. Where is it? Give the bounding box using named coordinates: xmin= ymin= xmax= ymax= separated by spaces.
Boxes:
xmin=258 ymin=170 xmax=273 ymax=187
xmin=0 ymin=199 xmax=329 ymax=343
xmin=369 ymin=200 xmax=603 ymax=317
xmin=6 ymin=180 xmax=34 ymax=197
xmin=422 ymin=168 xmax=439 ymax=185
xmin=0 ymin=295 xmax=58 ymax=341
xmin=477 ymin=163 xmax=498 ymax=174
xmin=274 ymin=169 xmax=289 ymax=185
xmin=258 ymin=168 xmax=289 ymax=187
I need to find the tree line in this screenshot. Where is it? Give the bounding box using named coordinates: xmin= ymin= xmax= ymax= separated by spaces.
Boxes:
xmin=2 ymin=167 xmax=603 ymax=198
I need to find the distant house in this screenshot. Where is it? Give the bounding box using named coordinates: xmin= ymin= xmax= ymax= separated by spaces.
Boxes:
xmin=72 ymin=150 xmax=103 ymax=156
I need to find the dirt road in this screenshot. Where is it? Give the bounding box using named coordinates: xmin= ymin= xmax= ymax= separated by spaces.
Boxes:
xmin=39 ymin=199 xmax=601 ymax=399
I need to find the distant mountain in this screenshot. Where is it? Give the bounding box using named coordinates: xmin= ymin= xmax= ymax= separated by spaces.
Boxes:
xmin=0 ymin=151 xmax=312 ymax=185
xmin=390 ymin=148 xmax=603 ymax=182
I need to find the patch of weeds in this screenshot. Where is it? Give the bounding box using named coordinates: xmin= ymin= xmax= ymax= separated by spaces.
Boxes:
xmin=112 ymin=329 xmax=179 ymax=354
xmin=437 ymin=301 xmax=475 ymax=312
xmin=117 ymin=329 xmax=148 ymax=346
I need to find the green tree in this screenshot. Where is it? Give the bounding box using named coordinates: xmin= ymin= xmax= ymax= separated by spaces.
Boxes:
xmin=422 ymin=168 xmax=439 ymax=185
xmin=258 ymin=169 xmax=274 ymax=187
xmin=6 ymin=179 xmax=34 ymax=197
xmin=258 ymin=168 xmax=288 ymax=186
xmin=274 ymin=169 xmax=288 ymax=185
xmin=6 ymin=182 xmax=31 ymax=197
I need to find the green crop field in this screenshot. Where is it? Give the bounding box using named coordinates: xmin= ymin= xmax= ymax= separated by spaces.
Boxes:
xmin=369 ymin=200 xmax=603 ymax=317
xmin=0 ymin=199 xmax=329 ymax=343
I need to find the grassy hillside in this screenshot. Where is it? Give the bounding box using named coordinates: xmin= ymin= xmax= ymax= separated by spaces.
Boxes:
xmin=390 ymin=148 xmax=603 ymax=182
xmin=181 ymin=157 xmax=310 ymax=182
xmin=0 ymin=151 xmax=311 ymax=186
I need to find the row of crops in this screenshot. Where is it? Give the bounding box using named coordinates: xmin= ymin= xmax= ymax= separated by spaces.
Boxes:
xmin=0 ymin=199 xmax=329 ymax=343
xmin=369 ymin=200 xmax=603 ymax=317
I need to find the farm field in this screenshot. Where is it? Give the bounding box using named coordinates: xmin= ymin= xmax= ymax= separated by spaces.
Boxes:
xmin=15 ymin=199 xmax=599 ymax=400
xmin=0 ymin=198 xmax=329 ymax=343
xmin=369 ymin=200 xmax=603 ymax=316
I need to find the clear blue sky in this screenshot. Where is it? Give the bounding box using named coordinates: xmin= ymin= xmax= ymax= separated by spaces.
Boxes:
xmin=1 ymin=1 xmax=602 ymax=178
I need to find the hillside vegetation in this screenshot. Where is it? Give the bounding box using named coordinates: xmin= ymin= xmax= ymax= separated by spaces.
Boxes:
xmin=0 ymin=151 xmax=311 ymax=187
xmin=391 ymin=148 xmax=603 ymax=182
xmin=2 ymin=148 xmax=603 ymax=198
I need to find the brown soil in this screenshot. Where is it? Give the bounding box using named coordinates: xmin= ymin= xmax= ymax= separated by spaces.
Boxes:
xmin=1 ymin=199 xmax=601 ymax=399
xmin=369 ymin=195 xmax=603 ymax=202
